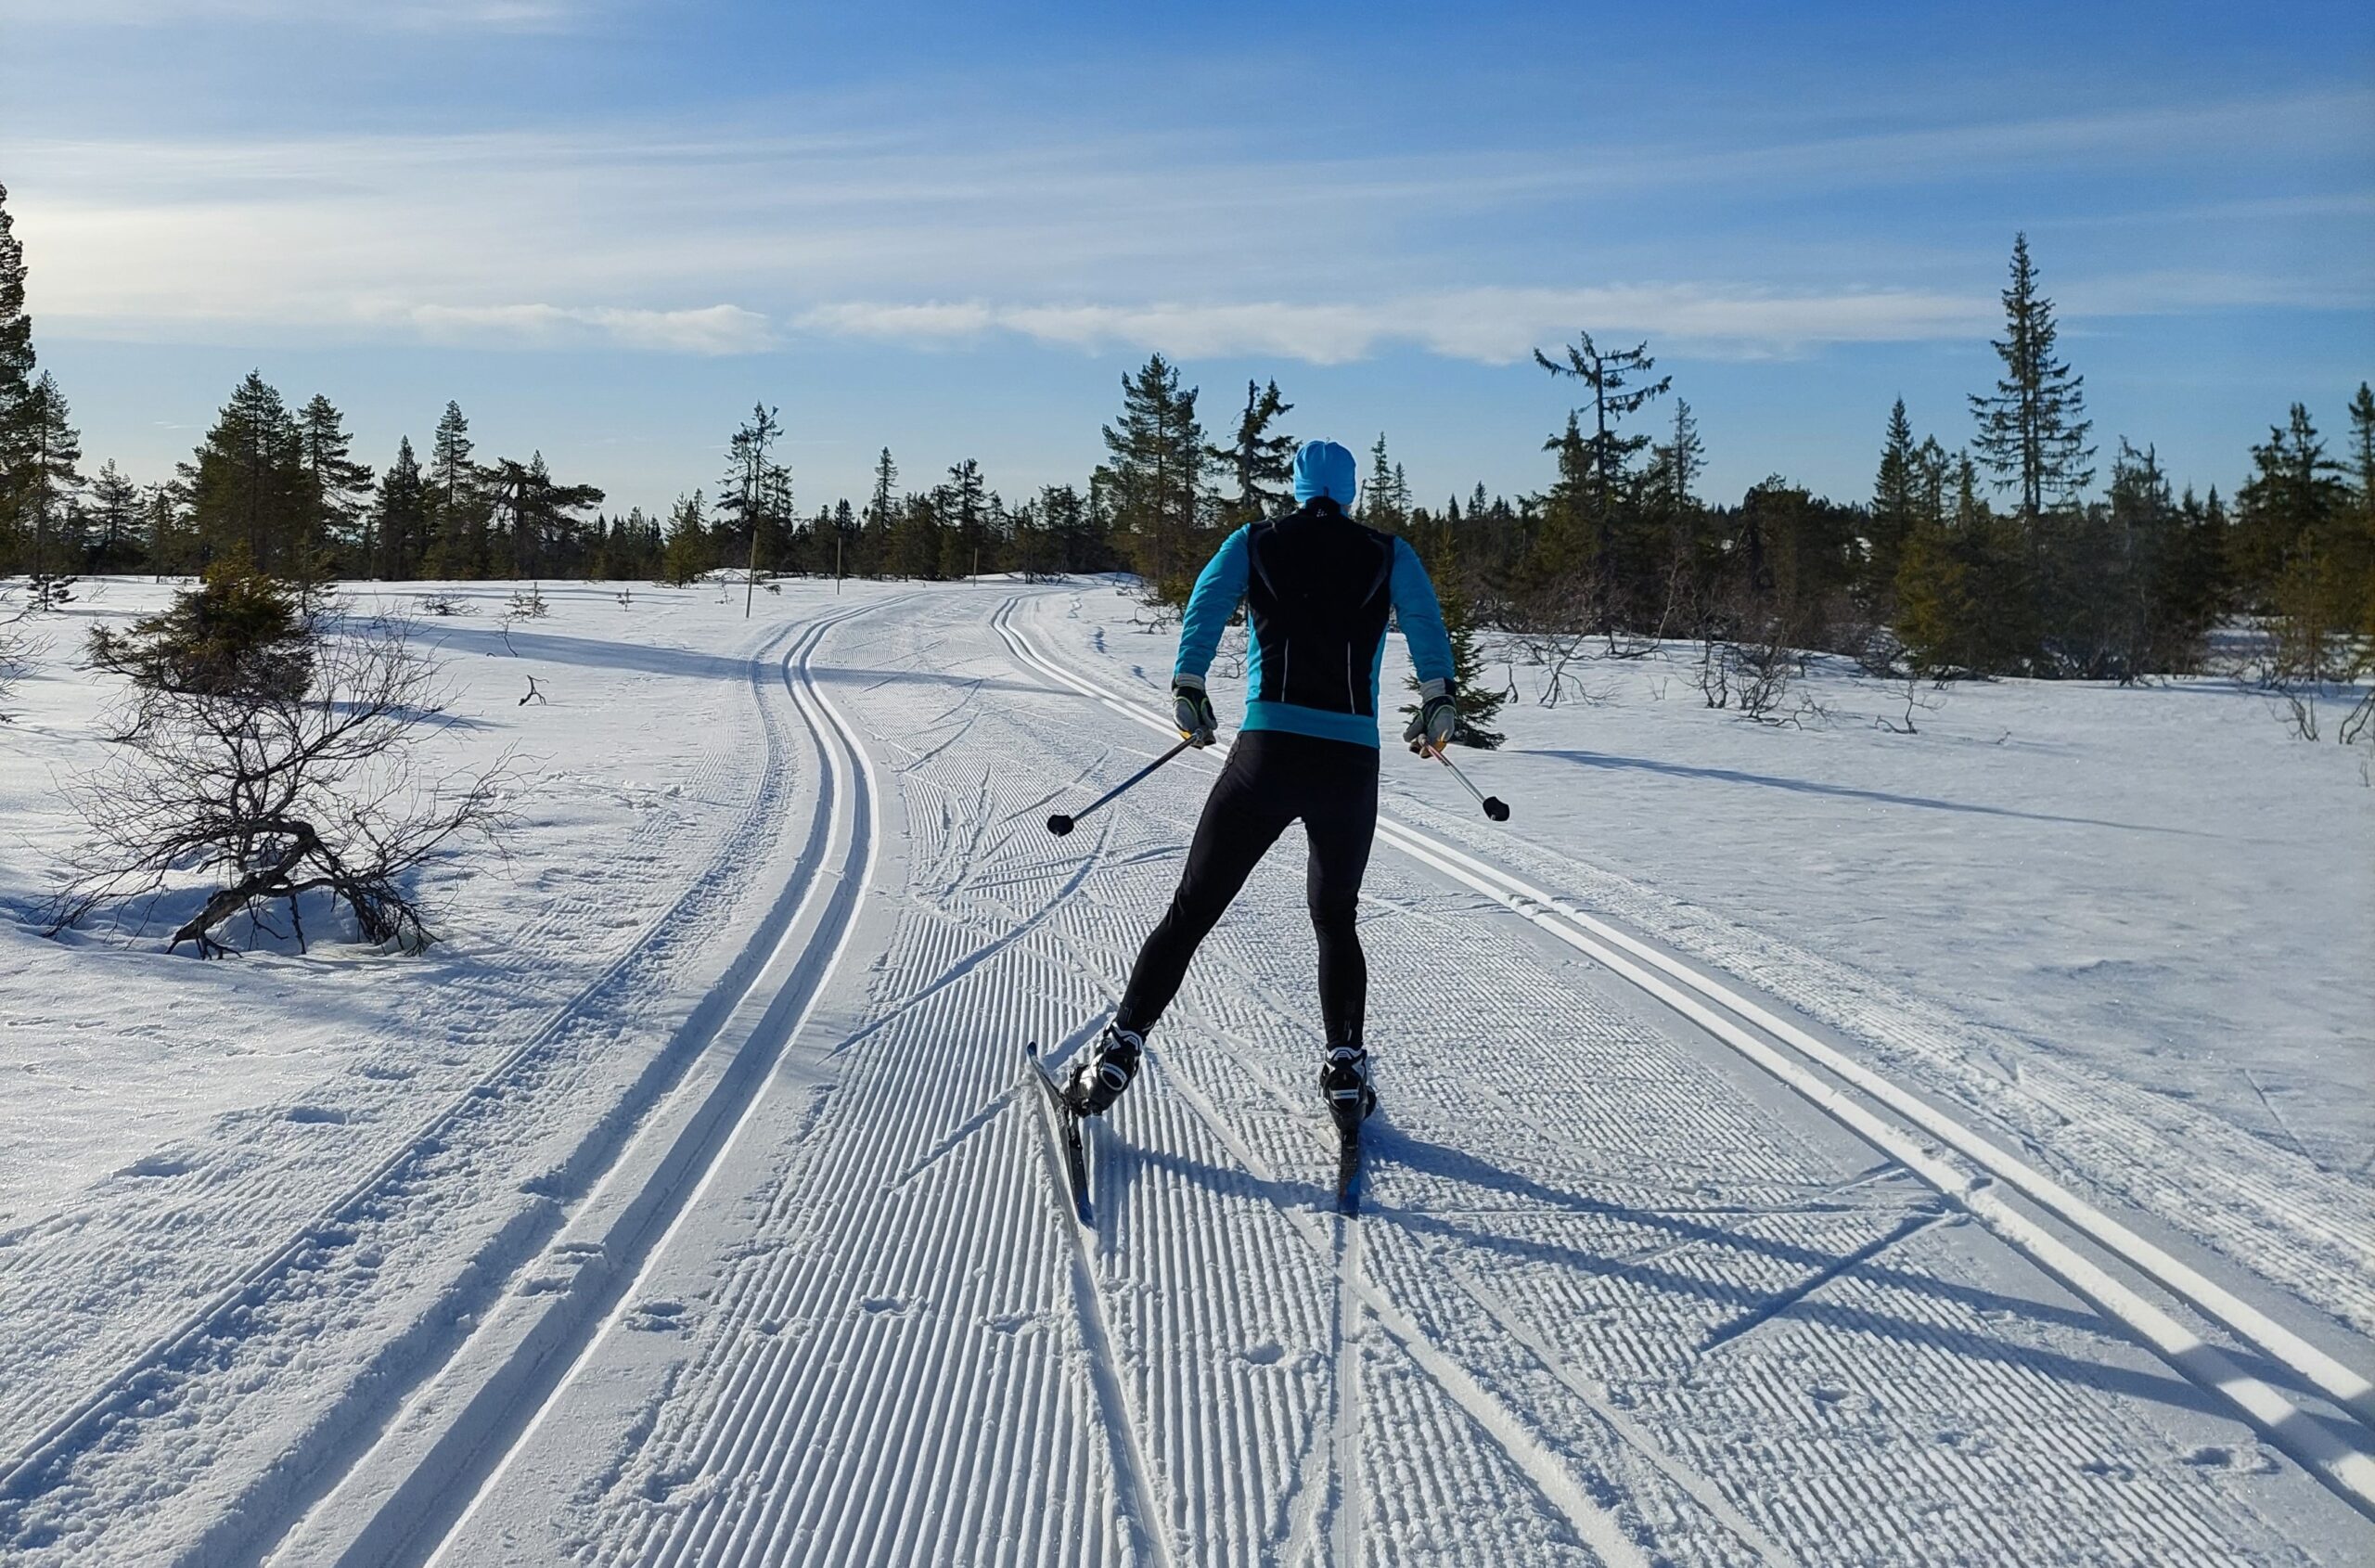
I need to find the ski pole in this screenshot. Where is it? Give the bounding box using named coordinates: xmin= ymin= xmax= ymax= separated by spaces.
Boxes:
xmin=1046 ymin=736 xmax=1197 ymax=836
xmin=1426 ymin=739 xmax=1511 ymax=821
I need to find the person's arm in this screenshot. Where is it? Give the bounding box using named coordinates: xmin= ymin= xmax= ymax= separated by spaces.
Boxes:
xmin=1173 ymin=527 xmax=1251 ymax=684
xmin=1389 ymin=537 xmax=1456 ymax=691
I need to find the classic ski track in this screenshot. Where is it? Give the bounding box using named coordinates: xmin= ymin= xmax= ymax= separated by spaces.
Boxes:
xmin=0 ymin=616 xmax=797 ymax=1449
xmin=378 ymin=589 xmax=2347 ymax=1567
xmin=991 ymin=593 xmax=2375 ymax=1524
xmin=401 ymin=598 xmax=888 ymax=1568
xmin=0 ymin=604 xmax=872 ymax=1565
xmin=1331 ymin=1211 xmax=1365 ymax=1568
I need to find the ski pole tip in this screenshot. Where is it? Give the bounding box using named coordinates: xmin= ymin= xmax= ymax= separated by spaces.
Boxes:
xmin=1483 ymin=797 xmax=1510 ymax=821
xmin=1046 ymin=813 xmax=1075 ymax=837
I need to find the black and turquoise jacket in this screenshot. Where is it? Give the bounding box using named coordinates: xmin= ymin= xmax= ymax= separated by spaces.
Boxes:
xmin=1173 ymin=500 xmax=1457 ymax=749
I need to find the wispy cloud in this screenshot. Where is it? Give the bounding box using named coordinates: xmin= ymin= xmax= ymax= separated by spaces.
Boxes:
xmin=395 ymin=302 xmax=774 ymax=353
xmin=8 ymin=84 xmax=2365 ymax=361
xmin=0 ymin=0 xmax=591 ymax=30
xmin=798 ymin=286 xmax=1996 ymax=365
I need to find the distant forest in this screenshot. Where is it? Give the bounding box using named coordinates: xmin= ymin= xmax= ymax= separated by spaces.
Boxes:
xmin=3 ymin=179 xmax=2370 ymax=688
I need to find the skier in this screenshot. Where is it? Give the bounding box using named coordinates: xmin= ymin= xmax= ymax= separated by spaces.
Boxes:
xmin=1066 ymin=439 xmax=1459 ymax=1140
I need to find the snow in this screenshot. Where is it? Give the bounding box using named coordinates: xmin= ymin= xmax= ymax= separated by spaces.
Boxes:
xmin=0 ymin=576 xmax=2369 ymax=1565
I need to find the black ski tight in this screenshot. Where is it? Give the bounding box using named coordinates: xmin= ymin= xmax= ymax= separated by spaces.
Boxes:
xmin=1115 ymin=729 xmax=1379 ymax=1049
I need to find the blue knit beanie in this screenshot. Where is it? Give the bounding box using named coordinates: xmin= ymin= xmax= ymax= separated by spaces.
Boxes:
xmin=1290 ymin=440 xmax=1358 ymax=507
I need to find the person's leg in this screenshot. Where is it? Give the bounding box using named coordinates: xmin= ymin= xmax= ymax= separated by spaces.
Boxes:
xmin=1110 ymin=735 xmax=1296 ymax=1038
xmin=1301 ymin=743 xmax=1380 ymax=1049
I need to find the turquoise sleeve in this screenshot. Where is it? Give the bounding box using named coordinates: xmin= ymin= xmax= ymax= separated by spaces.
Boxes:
xmin=1390 ymin=538 xmax=1456 ymax=686
xmin=1174 ymin=527 xmax=1250 ymax=682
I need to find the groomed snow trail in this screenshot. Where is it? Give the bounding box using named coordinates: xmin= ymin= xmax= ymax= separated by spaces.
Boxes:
xmin=0 ymin=596 xmax=885 ymax=1567
xmin=411 ymin=589 xmax=2363 ymax=1567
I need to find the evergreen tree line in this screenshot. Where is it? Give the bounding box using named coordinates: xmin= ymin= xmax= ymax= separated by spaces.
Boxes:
xmin=4 ymin=178 xmax=2369 ymax=687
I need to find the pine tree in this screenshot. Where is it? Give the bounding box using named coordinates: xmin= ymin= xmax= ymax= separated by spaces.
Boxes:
xmin=1098 ymin=353 xmax=1208 ymax=604
xmin=22 ymin=373 xmax=84 ymax=605
xmin=487 ymin=451 xmax=603 ymax=579
xmin=717 ymin=403 xmax=785 ymax=606
xmin=1206 ymin=379 xmax=1294 ymax=524
xmin=0 ymin=181 xmax=37 ymax=572
xmin=1971 ymin=234 xmax=2094 ymax=519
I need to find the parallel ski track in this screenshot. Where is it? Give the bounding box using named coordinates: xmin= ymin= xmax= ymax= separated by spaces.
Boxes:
xmin=444 ymin=590 xmax=2321 ymax=1567
xmin=404 ymin=598 xmax=887 ymax=1567
xmin=989 ymin=593 xmax=2375 ymax=1525
xmin=0 ymin=604 xmax=868 ymax=1563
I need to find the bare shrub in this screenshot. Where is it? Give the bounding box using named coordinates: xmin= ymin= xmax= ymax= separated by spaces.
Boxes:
xmin=417 ymin=592 xmax=475 ymax=618
xmin=49 ymin=615 xmax=512 ymax=957
xmin=1873 ymin=674 xmax=1945 ymax=735
xmin=0 ymin=585 xmax=31 ymax=721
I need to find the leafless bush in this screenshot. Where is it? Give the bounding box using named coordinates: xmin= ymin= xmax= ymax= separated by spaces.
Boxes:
xmin=48 ymin=616 xmax=513 ymax=957
xmin=417 ymin=592 xmax=475 ymax=618
xmin=1694 ymin=615 xmax=1827 ymax=726
xmin=1873 ymin=674 xmax=1945 ymax=735
xmin=0 ymin=586 xmax=31 ymax=721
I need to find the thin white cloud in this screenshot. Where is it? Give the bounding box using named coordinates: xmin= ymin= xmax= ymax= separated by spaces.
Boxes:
xmin=0 ymin=0 xmax=589 ymax=30
xmin=801 ymin=286 xmax=2001 ymax=365
xmin=395 ymin=302 xmax=775 ymax=354
xmin=7 ymin=85 xmax=2365 ymax=360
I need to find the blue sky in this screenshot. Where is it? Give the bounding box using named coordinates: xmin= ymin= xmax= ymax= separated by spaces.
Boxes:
xmin=3 ymin=0 xmax=2369 ymax=521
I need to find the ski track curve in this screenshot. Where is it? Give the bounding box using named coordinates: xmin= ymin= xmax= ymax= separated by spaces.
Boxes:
xmin=0 ymin=603 xmax=879 ymax=1567
xmin=412 ymin=588 xmax=2353 ymax=1568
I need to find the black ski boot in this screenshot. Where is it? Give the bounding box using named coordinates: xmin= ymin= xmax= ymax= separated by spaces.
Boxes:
xmin=1320 ymin=1045 xmax=1376 ymax=1139
xmin=1066 ymin=1023 xmax=1143 ymax=1116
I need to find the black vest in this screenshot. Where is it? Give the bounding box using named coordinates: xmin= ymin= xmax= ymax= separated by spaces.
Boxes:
xmin=1243 ymin=502 xmax=1398 ymax=717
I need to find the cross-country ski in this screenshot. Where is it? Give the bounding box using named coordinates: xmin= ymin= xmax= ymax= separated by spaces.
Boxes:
xmin=1023 ymin=1041 xmax=1095 ymax=1228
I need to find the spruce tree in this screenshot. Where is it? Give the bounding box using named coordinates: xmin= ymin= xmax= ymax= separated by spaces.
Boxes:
xmin=939 ymin=457 xmax=992 ymax=579
xmin=296 ymin=393 xmax=373 ymax=580
xmin=1098 ymin=353 xmax=1208 ymax=604
xmin=661 ymin=489 xmax=710 ymax=585
xmin=181 ymin=372 xmax=304 ymax=575
xmin=1869 ymin=398 xmax=1920 ymax=599
xmin=1534 ymin=330 xmax=1670 ymax=634
xmin=424 ymin=401 xmax=486 ymax=578
xmin=87 ymin=459 xmax=145 ymax=571
xmin=864 ymin=447 xmax=899 ymax=578
xmin=373 ymin=437 xmax=428 ymax=579
xmin=1206 ymin=379 xmax=1294 ymax=523
xmin=1367 ymin=433 xmax=1404 ymax=530
xmin=1970 ymin=234 xmax=2094 ymax=519
xmin=2348 ymin=384 xmax=2375 ymax=639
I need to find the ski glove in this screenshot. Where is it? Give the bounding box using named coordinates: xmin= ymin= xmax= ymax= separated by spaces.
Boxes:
xmin=1173 ymin=675 xmax=1219 ymax=748
xmin=1404 ymin=678 xmax=1458 ymax=754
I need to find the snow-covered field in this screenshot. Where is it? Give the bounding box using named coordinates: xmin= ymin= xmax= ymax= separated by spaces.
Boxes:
xmin=0 ymin=576 xmax=2369 ymax=1565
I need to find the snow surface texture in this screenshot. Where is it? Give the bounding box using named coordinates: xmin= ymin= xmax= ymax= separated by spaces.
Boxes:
xmin=0 ymin=577 xmax=2367 ymax=1565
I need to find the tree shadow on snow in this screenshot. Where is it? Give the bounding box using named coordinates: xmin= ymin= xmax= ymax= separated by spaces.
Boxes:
xmin=1531 ymin=749 xmax=2205 ymax=835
